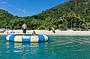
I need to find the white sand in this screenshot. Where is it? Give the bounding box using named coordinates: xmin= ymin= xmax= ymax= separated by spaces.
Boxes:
xmin=0 ymin=30 xmax=90 ymax=36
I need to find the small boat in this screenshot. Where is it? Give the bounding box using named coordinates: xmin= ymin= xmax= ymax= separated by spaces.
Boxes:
xmin=6 ymin=34 xmax=50 ymax=43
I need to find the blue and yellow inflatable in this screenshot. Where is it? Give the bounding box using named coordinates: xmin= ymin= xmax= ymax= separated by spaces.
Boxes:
xmin=6 ymin=34 xmax=50 ymax=43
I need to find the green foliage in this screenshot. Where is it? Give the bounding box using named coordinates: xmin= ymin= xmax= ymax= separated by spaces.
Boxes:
xmin=38 ymin=25 xmax=45 ymax=30
xmin=52 ymin=25 xmax=57 ymax=29
xmin=72 ymin=28 xmax=80 ymax=31
xmin=0 ymin=0 xmax=90 ymax=30
xmin=58 ymin=24 xmax=63 ymax=30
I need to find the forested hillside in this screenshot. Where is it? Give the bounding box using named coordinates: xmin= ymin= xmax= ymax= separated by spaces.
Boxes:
xmin=0 ymin=0 xmax=90 ymax=30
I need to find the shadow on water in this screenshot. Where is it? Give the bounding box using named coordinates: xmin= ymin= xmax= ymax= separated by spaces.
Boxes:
xmin=0 ymin=35 xmax=90 ymax=59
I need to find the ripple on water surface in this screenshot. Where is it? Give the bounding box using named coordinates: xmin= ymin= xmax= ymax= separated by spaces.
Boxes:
xmin=0 ymin=35 xmax=90 ymax=59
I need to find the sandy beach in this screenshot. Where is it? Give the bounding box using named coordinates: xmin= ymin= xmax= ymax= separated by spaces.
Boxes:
xmin=0 ymin=30 xmax=90 ymax=36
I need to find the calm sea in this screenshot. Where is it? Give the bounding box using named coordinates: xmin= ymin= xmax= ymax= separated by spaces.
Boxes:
xmin=0 ymin=35 xmax=90 ymax=59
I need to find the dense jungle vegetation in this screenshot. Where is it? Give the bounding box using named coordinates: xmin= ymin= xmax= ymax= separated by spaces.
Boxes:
xmin=0 ymin=0 xmax=90 ymax=30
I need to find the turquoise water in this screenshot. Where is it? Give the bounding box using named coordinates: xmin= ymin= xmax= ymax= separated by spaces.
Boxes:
xmin=0 ymin=35 xmax=90 ymax=59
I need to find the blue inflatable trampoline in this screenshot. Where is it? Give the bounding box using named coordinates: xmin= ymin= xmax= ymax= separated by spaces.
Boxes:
xmin=6 ymin=34 xmax=50 ymax=43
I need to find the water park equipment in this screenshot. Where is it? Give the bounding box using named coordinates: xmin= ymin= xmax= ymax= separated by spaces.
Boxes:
xmin=6 ymin=34 xmax=50 ymax=43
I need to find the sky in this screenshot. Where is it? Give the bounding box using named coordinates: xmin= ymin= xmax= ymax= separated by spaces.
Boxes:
xmin=0 ymin=0 xmax=69 ymax=17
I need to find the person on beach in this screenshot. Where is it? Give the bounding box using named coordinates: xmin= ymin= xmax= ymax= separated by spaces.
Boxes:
xmin=22 ymin=23 xmax=27 ymax=35
xmin=11 ymin=26 xmax=15 ymax=34
xmin=49 ymin=27 xmax=55 ymax=33
xmin=32 ymin=30 xmax=36 ymax=35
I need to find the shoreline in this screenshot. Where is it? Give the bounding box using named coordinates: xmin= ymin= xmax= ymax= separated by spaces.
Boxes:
xmin=0 ymin=30 xmax=90 ymax=36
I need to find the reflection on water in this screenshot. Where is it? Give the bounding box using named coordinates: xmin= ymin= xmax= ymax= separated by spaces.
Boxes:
xmin=5 ymin=42 xmax=54 ymax=59
xmin=6 ymin=42 xmax=49 ymax=54
xmin=0 ymin=35 xmax=90 ymax=59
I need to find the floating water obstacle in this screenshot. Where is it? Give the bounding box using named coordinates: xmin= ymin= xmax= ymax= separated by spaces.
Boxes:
xmin=6 ymin=34 xmax=50 ymax=43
